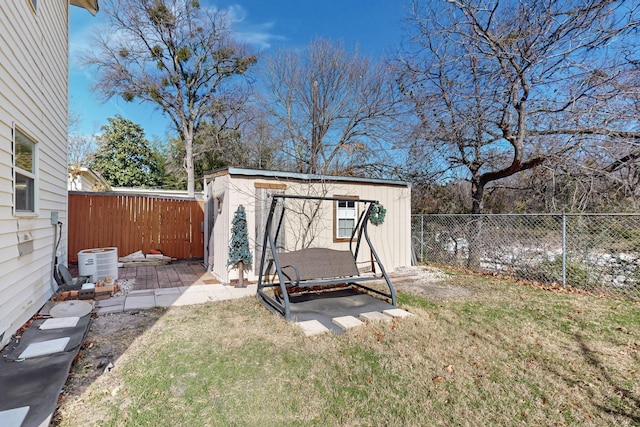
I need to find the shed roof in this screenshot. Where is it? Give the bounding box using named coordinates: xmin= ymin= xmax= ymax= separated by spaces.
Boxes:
xmin=204 ymin=167 xmax=410 ymax=188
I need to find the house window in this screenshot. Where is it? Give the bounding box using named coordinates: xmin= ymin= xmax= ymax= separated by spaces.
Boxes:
xmin=334 ymin=196 xmax=358 ymax=241
xmin=14 ymin=128 xmax=37 ymax=214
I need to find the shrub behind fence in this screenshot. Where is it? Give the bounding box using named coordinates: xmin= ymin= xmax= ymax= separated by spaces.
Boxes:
xmin=411 ymin=214 xmax=640 ymax=299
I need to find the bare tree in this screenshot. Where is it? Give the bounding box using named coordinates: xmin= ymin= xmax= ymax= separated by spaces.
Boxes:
xmin=261 ymin=38 xmax=405 ymax=176
xmin=83 ymin=0 xmax=257 ymax=196
xmin=398 ymin=0 xmax=640 ymax=214
xmin=68 ymin=111 xmax=96 ymax=170
xmin=68 ymin=110 xmax=98 ymax=190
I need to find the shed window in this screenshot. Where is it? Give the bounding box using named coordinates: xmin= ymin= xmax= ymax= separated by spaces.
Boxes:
xmin=14 ymin=128 xmax=37 ymax=214
xmin=334 ymin=196 xmax=359 ymax=241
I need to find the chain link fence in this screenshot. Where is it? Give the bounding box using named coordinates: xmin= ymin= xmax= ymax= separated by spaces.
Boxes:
xmin=411 ymin=214 xmax=640 ymax=300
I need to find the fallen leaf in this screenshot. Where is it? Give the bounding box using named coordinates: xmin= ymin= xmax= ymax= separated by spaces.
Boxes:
xmin=444 ymin=364 xmax=454 ymax=373
xmin=365 ymin=375 xmax=372 ymax=383
xmin=432 ymin=375 xmax=445 ymax=384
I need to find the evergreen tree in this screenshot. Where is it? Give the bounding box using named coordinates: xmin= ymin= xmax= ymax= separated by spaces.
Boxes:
xmin=227 ymin=205 xmax=252 ymax=286
xmin=91 ymin=115 xmax=164 ymax=188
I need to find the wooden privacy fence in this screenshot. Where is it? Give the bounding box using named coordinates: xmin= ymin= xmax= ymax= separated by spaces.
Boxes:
xmin=68 ymin=192 xmax=204 ymax=263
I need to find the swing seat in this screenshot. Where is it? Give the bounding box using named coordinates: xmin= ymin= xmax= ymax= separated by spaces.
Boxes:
xmin=277 ymin=248 xmax=377 ymax=288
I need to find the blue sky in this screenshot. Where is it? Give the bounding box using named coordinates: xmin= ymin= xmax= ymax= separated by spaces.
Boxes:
xmin=69 ymin=0 xmax=408 ymax=139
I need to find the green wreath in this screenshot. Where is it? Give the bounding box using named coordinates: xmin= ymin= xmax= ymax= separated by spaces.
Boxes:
xmin=369 ymin=203 xmax=386 ymax=226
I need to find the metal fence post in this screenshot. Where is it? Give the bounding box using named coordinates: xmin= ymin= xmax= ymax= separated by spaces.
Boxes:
xmin=420 ymin=215 xmax=424 ymax=262
xmin=562 ymin=214 xmax=567 ymax=288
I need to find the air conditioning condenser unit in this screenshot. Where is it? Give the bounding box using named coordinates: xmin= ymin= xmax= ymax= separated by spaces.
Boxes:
xmin=77 ymin=247 xmax=118 ymax=283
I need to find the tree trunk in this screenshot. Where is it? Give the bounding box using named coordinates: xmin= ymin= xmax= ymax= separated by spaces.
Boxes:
xmin=183 ymin=127 xmax=195 ymax=198
xmin=237 ymin=261 xmax=245 ymax=287
xmin=467 ymin=178 xmax=484 ymax=269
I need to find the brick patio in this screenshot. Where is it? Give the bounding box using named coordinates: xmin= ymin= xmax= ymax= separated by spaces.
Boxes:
xmin=117 ymin=261 xmax=219 ymax=290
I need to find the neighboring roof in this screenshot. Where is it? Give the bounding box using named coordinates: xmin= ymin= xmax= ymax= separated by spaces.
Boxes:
xmin=110 ymin=187 xmax=204 ymax=200
xmin=70 ymin=0 xmax=99 ymax=15
xmin=204 ymin=167 xmax=410 ymax=188
xmin=68 ymin=166 xmax=112 ymax=191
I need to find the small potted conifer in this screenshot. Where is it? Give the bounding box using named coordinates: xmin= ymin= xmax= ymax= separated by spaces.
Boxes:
xmin=227 ymin=205 xmax=252 ymax=287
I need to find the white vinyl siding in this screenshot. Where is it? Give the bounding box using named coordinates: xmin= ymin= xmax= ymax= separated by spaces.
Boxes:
xmin=0 ymin=1 xmax=70 ymax=348
xmin=204 ymin=169 xmax=411 ymax=284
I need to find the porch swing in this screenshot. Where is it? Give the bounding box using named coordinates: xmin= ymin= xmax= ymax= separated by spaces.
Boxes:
xmin=256 ymin=194 xmax=397 ymax=320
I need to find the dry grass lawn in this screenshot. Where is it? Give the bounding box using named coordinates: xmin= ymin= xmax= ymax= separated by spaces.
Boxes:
xmin=54 ymin=267 xmax=640 ymax=426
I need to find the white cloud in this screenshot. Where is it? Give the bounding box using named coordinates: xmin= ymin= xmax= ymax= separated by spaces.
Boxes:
xmin=218 ymin=4 xmax=287 ymax=50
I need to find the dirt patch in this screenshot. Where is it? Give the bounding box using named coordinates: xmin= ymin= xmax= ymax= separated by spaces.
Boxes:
xmin=391 ymin=265 xmax=474 ymax=300
xmin=53 ymin=309 xmax=165 ymax=426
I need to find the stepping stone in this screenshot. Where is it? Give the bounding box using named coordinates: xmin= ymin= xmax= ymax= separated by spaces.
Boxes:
xmin=124 ymin=294 xmax=155 ymax=310
xmin=50 ymin=300 xmax=92 ymax=318
xmin=94 ymin=297 xmax=125 ymax=314
xmin=154 ymin=288 xmax=182 ymax=307
xmin=19 ymin=337 xmax=70 ymax=359
xmin=39 ymin=317 xmax=80 ymax=330
xmin=383 ymin=308 xmax=414 ymax=318
xmin=0 ymin=406 xmax=29 ymax=427
xmin=359 ymin=311 xmax=392 ymax=323
xmin=127 ymin=289 xmax=155 ymax=296
xmin=332 ymin=316 xmax=364 ymax=330
xmin=154 ymin=287 xmax=181 ymax=296
xmin=95 ymin=296 xmax=126 ymax=308
xmin=296 ymin=320 xmax=331 ymax=336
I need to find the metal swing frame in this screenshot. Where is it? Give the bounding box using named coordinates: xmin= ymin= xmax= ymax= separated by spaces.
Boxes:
xmin=256 ymin=194 xmax=397 ymax=320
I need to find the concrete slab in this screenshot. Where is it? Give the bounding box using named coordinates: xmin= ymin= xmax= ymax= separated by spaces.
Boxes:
xmin=179 ymin=284 xmax=211 ymax=293
xmin=19 ymin=337 xmax=70 ymax=359
xmin=0 ymin=406 xmax=29 ymax=427
xmin=127 ymin=289 xmax=155 ymax=297
xmin=171 ymin=291 xmax=217 ymax=306
xmin=383 ymin=308 xmax=414 ymax=318
xmin=225 ymin=285 xmax=256 ymax=299
xmin=124 ymin=294 xmax=156 ymax=310
xmin=95 ymin=296 xmax=126 ymax=308
xmin=154 ymin=288 xmax=182 ymax=306
xmin=332 ymin=315 xmax=364 ymax=330
xmin=154 ymin=287 xmax=182 ymax=296
xmin=39 ymin=317 xmax=80 ymax=330
xmin=296 ymin=319 xmax=331 ymax=336
xmin=359 ymin=311 xmax=392 ymax=323
xmin=94 ymin=304 xmax=125 ymax=315
xmin=155 ymin=293 xmax=182 ymax=307
xmin=285 ymin=288 xmax=395 ymax=333
xmin=50 ymin=300 xmax=93 ymax=318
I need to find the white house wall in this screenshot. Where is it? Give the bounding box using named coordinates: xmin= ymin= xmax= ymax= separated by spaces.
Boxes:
xmin=209 ymin=172 xmax=411 ymax=284
xmin=209 ymin=174 xmax=231 ymax=283
xmin=0 ymin=2 xmax=70 ymax=348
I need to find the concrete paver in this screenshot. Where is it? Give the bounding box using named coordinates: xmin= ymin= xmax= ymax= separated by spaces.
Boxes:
xmin=383 ymin=308 xmax=414 ymax=318
xmin=0 ymin=407 xmax=29 ymax=427
xmin=154 ymin=287 xmax=182 ymax=307
xmin=359 ymin=311 xmax=393 ymax=323
xmin=332 ymin=315 xmax=364 ymax=330
xmin=124 ymin=294 xmax=156 ymax=311
xmin=296 ymin=319 xmax=331 ymax=336
xmin=94 ymin=296 xmax=126 ymax=314
xmin=172 ymin=291 xmax=217 ymax=306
